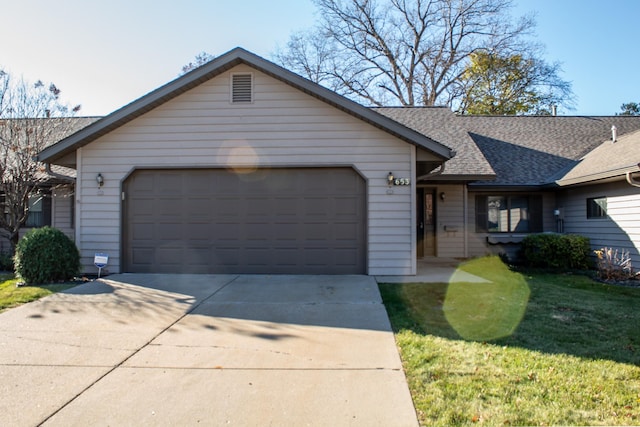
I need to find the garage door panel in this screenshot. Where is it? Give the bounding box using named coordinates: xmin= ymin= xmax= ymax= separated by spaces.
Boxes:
xmin=274 ymin=224 xmax=299 ymax=241
xmin=130 ymin=174 xmax=155 ymax=193
xmin=124 ymin=168 xmax=366 ymax=274
xmin=335 ymin=222 xmax=361 ymax=240
xmin=213 ymin=249 xmax=240 ymax=266
xmin=130 ymin=222 xmax=154 ymax=241
xmin=186 ymin=198 xmax=213 ymax=215
xmin=215 ymin=197 xmax=241 ymax=216
xmin=335 ymin=197 xmax=361 ymax=215
xmin=131 ymin=247 xmax=154 ymax=267
xmin=156 ymin=173 xmax=184 ymax=193
xmin=184 ymin=223 xmax=211 ymax=240
xmin=335 ymin=250 xmax=359 ymax=266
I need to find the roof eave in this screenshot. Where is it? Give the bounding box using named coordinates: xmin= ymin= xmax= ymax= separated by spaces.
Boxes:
xmin=426 ymin=173 xmax=497 ymax=182
xmin=555 ymin=167 xmax=635 ymax=187
xmin=468 ymin=183 xmax=550 ymax=191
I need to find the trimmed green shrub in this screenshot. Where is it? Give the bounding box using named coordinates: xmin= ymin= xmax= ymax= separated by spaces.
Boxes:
xmin=14 ymin=227 xmax=80 ymax=284
xmin=520 ymin=233 xmax=592 ymax=270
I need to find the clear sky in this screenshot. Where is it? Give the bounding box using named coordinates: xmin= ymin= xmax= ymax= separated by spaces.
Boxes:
xmin=1 ymin=0 xmax=638 ymax=116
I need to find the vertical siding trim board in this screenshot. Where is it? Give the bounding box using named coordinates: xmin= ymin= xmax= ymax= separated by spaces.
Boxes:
xmin=463 ymin=184 xmax=468 ymax=258
xmin=410 ymin=145 xmax=417 ymax=275
xmin=75 ymin=147 xmax=82 ymax=248
xmin=51 ymin=189 xmax=57 ymax=229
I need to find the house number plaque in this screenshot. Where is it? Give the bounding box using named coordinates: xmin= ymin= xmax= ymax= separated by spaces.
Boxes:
xmin=393 ymin=178 xmax=411 ymax=186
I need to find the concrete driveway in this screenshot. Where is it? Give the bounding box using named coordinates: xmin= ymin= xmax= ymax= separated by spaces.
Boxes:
xmin=0 ymin=274 xmax=418 ymax=426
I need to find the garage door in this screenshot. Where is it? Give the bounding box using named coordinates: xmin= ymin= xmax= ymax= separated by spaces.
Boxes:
xmin=123 ymin=168 xmax=366 ymax=274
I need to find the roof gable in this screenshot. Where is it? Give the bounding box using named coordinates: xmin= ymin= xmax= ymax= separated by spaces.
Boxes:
xmin=556 ymin=128 xmax=640 ymax=186
xmin=37 ymin=48 xmax=454 ymax=165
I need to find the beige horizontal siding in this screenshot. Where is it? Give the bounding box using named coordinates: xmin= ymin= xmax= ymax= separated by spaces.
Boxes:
xmin=52 ymin=186 xmax=75 ymax=241
xmin=434 ymin=184 xmax=466 ymax=258
xmin=76 ymin=64 xmax=415 ymax=275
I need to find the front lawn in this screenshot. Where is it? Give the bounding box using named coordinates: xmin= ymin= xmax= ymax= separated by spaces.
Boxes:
xmin=0 ymin=274 xmax=79 ymax=312
xmin=380 ymin=256 xmax=640 ymax=426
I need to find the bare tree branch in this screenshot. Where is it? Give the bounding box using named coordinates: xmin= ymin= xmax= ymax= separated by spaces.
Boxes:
xmin=0 ymin=71 xmax=81 ymax=250
xmin=273 ymin=0 xmax=566 ymax=110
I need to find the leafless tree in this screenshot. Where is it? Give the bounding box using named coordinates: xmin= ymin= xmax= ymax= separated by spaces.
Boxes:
xmin=0 ymin=70 xmax=81 ymax=250
xmin=181 ymin=52 xmax=215 ymax=75
xmin=274 ymin=0 xmax=541 ymax=107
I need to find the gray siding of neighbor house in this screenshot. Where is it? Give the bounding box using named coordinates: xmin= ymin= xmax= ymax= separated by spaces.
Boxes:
xmin=558 ymin=181 xmax=640 ymax=266
xmin=74 ymin=64 xmax=417 ymax=276
xmin=466 ymin=191 xmax=557 ymax=259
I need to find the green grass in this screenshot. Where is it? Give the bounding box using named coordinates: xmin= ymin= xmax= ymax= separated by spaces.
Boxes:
xmin=380 ymin=256 xmax=640 ymax=426
xmin=0 ymin=274 xmax=79 ymax=312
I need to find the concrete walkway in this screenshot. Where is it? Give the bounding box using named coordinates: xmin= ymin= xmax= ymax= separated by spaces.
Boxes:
xmin=0 ymin=274 xmax=418 ymax=426
xmin=376 ymin=257 xmax=490 ymax=284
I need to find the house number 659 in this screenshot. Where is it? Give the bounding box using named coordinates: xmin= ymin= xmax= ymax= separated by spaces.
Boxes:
xmin=394 ymin=178 xmax=411 ymax=186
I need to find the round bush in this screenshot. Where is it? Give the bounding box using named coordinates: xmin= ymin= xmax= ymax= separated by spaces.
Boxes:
xmin=14 ymin=227 xmax=80 ymax=284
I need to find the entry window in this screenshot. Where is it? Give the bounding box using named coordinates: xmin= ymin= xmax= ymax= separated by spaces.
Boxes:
xmin=476 ymin=195 xmax=542 ymax=233
xmin=586 ymin=197 xmax=607 ymax=219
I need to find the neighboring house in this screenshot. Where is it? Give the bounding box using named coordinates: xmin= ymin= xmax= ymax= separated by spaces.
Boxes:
xmin=35 ymin=47 xmax=640 ymax=275
xmin=378 ymin=109 xmax=640 ymax=265
xmin=0 ymin=117 xmax=98 ymax=253
xmin=555 ymin=128 xmax=640 ymax=265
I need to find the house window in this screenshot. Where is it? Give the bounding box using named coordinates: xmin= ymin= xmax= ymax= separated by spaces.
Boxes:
xmin=25 ymin=195 xmax=43 ymax=227
xmin=586 ymin=197 xmax=607 ymax=219
xmin=24 ymin=194 xmax=51 ymax=228
xmin=231 ymin=73 xmax=253 ymax=103
xmin=476 ymin=195 xmax=542 ymax=233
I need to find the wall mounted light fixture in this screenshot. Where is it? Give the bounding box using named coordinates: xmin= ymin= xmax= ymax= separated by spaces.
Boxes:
xmin=440 ymin=192 xmax=446 ymax=201
xmin=96 ymin=173 xmax=104 ymax=187
xmin=387 ymin=172 xmax=394 ymax=187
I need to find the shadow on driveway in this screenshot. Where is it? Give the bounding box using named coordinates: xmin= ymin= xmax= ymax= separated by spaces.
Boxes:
xmin=0 ymin=274 xmax=418 ymax=427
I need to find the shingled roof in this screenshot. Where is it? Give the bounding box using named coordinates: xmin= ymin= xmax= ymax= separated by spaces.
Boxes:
xmin=460 ymin=115 xmax=640 ymax=187
xmin=376 ymin=108 xmax=640 ymax=188
xmin=556 ymin=128 xmax=640 ymax=186
xmin=374 ymin=107 xmax=496 ymax=180
xmin=1 ymin=116 xmax=99 ymax=182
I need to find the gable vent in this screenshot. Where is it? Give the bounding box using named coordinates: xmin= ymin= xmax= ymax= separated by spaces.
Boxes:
xmin=231 ymin=73 xmax=253 ymax=103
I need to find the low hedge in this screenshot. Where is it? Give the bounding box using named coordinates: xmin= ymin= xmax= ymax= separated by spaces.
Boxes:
xmin=14 ymin=227 xmax=80 ymax=285
xmin=520 ymin=233 xmax=592 ymax=270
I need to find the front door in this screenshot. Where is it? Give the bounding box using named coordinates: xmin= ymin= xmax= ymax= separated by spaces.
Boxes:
xmin=417 ymin=188 xmax=436 ymax=257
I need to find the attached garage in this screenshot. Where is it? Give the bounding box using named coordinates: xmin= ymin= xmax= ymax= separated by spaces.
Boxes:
xmin=123 ymin=167 xmax=367 ymax=274
xmin=36 ymin=48 xmax=453 ymax=276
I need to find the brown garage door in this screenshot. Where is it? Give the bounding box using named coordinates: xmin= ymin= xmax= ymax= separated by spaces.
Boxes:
xmin=123 ymin=168 xmax=366 ymax=274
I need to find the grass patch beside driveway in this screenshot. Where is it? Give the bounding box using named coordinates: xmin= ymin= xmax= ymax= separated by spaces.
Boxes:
xmin=0 ymin=274 xmax=79 ymax=312
xmin=380 ymin=256 xmax=640 ymax=426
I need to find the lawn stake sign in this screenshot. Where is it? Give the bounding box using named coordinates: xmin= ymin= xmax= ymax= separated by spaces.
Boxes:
xmin=94 ymin=253 xmax=109 ymax=278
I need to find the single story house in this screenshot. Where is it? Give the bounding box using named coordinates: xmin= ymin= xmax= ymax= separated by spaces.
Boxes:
xmin=33 ymin=47 xmax=640 ymax=275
